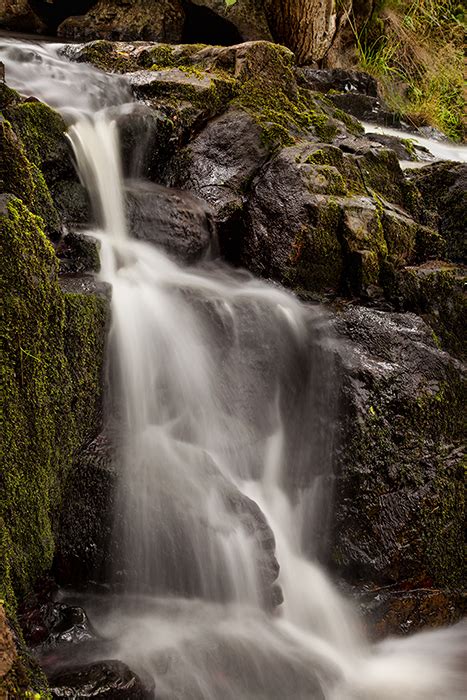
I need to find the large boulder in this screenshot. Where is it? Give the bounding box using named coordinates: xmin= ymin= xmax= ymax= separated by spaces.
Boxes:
xmin=332 ymin=306 xmax=465 ymax=596
xmin=0 ymin=0 xmax=46 ymax=32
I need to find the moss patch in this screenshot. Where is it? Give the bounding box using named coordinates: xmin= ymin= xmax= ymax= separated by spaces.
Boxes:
xmin=1 ymin=194 xmax=108 ymax=696
xmin=0 ymin=119 xmax=61 ymax=238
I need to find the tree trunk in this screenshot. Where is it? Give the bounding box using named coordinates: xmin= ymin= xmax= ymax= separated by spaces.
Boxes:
xmin=264 ymin=0 xmax=342 ymax=65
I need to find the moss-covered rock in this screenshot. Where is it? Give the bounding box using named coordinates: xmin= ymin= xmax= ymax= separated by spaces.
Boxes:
xmin=408 ymin=161 xmax=467 ymax=262
xmin=0 ymin=194 xmax=109 ymax=698
xmin=0 ymin=118 xmax=61 ymax=238
xmin=3 ymin=99 xmax=71 ymax=186
xmin=1 ymin=194 xmax=108 ymax=602
xmin=333 ymin=306 xmax=465 ymax=590
xmin=384 ymin=262 xmax=467 ymax=360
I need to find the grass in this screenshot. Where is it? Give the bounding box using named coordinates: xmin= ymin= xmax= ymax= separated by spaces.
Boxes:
xmin=351 ymin=0 xmax=466 ymax=140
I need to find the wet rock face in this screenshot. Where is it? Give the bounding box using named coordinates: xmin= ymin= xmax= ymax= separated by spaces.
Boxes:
xmin=49 ymin=660 xmax=155 ymax=699
xmin=408 ymin=161 xmax=467 ymax=262
xmin=126 ymin=180 xmax=218 ymax=264
xmin=332 ymin=306 xmax=465 ymax=591
xmin=357 ymin=588 xmax=465 ymax=641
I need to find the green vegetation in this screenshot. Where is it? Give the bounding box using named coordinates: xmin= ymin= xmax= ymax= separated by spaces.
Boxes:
xmin=352 ymin=0 xmax=466 ymax=140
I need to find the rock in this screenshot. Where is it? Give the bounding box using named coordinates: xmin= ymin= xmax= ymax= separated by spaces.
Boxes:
xmin=365 ymin=132 xmax=433 ymax=162
xmin=54 ymin=433 xmax=118 ymax=589
xmin=408 ymin=161 xmax=467 ymax=262
xmin=21 ymin=600 xmax=97 ymax=652
xmin=55 ymin=434 xmax=281 ymax=608
xmin=0 ymin=115 xmax=61 ymax=238
xmin=385 ymin=262 xmax=467 ymax=360
xmin=58 ymin=0 xmax=184 ymax=42
xmin=49 ymin=660 xmax=154 ymax=699
xmin=358 ymin=587 xmax=465 ymax=641
xmin=0 ymin=601 xmax=50 ymax=697
xmin=187 ymin=0 xmax=272 ymax=43
xmin=126 ymin=180 xmax=217 ymax=264
xmin=1 ymin=86 xmax=85 ymax=235
xmin=1 ymin=193 xmax=109 ymax=624
xmin=297 ymin=67 xmax=379 ymax=97
xmin=327 ymin=92 xmax=400 ymax=127
xmin=332 ymin=306 xmax=465 ymax=592
xmin=2 ymin=96 xmax=72 ymax=187
xmin=57 ymin=232 xmax=101 ymax=274
xmin=167 ymin=107 xmax=271 ymax=260
xmin=0 ymin=0 xmax=46 ymax=33
xmin=237 ymin=141 xmax=427 ymax=296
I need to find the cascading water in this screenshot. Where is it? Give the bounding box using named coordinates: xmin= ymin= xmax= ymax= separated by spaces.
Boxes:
xmin=1 ymin=37 xmax=465 ymax=700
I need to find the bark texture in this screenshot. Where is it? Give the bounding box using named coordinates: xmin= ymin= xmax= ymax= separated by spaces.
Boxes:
xmin=264 ymin=0 xmax=340 ymax=64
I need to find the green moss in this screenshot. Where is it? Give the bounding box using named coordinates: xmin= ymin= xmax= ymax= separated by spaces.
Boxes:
xmin=0 ymin=119 xmax=60 ymax=238
xmin=75 ymin=40 xmax=139 ymax=73
xmin=387 ymin=265 xmax=467 ymax=359
xmin=1 ymin=195 xmax=108 ymax=697
xmin=286 ymin=198 xmax=343 ymax=293
xmin=0 ymin=82 xmax=22 ymax=110
xmin=229 ymin=43 xmax=337 ymax=148
xmin=4 ymin=100 xmax=67 ymax=179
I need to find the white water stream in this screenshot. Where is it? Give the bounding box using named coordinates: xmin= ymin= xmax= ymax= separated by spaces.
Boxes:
xmin=1 ymin=39 xmax=465 ymax=699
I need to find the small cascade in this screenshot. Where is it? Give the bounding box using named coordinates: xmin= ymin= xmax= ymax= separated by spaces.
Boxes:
xmin=1 ymin=37 xmax=465 ymax=700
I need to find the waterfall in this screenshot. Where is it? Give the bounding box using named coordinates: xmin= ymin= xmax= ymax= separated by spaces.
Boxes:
xmin=1 ymin=37 xmax=465 ymax=700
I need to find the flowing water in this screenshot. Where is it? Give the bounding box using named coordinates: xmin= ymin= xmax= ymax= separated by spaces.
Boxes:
xmin=1 ymin=38 xmax=465 ymax=699
xmin=361 ymin=121 xmax=467 ymax=167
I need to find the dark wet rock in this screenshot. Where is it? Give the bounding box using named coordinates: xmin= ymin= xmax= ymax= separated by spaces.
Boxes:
xmin=49 ymin=659 xmax=154 ymax=699
xmin=357 ymin=587 xmax=465 ymax=641
xmin=365 ymin=132 xmax=433 ymax=162
xmin=53 ymin=179 xmax=91 ymax=228
xmin=22 ymin=600 xmax=97 ymax=652
xmin=54 ymin=434 xmax=118 ymax=589
xmin=235 ymin=141 xmax=429 ymax=296
xmin=126 ymin=180 xmax=217 ymax=264
xmin=408 ymin=161 xmax=467 ymax=262
xmin=167 ymin=107 xmax=270 ymax=260
xmin=58 ymin=0 xmax=184 ymax=43
xmin=57 ymin=232 xmax=101 ymax=275
xmin=384 ymin=262 xmax=467 ymax=360
xmin=332 ymin=306 xmax=465 ymax=592
xmin=116 ymin=104 xmax=176 ymax=182
xmin=328 ymin=93 xmax=400 ymax=127
xmin=297 ymin=67 xmax=379 ymax=97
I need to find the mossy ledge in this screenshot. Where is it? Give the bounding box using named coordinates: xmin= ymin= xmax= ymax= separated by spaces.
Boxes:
xmin=0 ymin=195 xmax=109 ymax=697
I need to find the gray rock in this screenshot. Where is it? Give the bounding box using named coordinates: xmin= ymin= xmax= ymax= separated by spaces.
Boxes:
xmin=125 ymin=180 xmax=217 ymax=264
xmin=332 ymin=305 xmax=465 ymax=590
